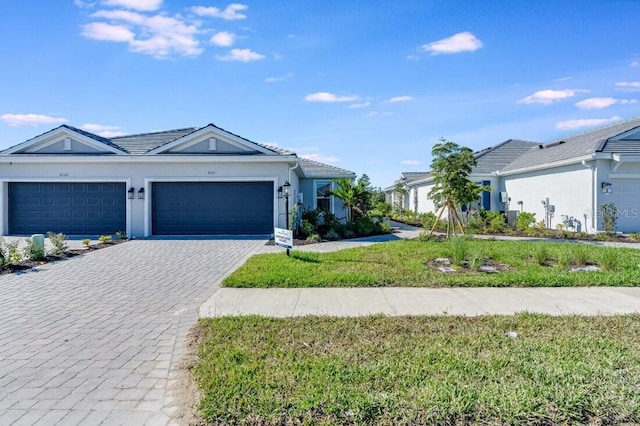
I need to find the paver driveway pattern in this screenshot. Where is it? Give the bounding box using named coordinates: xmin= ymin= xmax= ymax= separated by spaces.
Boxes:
xmin=0 ymin=237 xmax=267 ymax=426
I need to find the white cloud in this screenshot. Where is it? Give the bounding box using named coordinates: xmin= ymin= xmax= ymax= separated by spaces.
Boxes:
xmin=631 ymin=61 xmax=639 ymax=68
xmin=191 ymin=3 xmax=248 ymax=20
xmin=83 ymin=10 xmax=202 ymax=58
xmin=102 ymin=0 xmax=162 ymax=11
xmin=556 ymin=116 xmax=622 ymax=130
xmin=217 ymin=48 xmax=265 ymax=62
xmin=304 ymin=92 xmax=358 ymax=103
xmin=406 ymin=54 xmax=420 ymax=61
xmin=517 ymin=89 xmax=585 ymax=105
xmin=264 ymin=72 xmax=292 ymax=83
xmin=402 ymin=160 xmax=423 ymax=165
xmin=616 ymin=81 xmax=640 ymax=91
xmin=575 ymin=97 xmax=637 ymax=110
xmin=347 ymin=101 xmax=370 ymax=108
xmin=385 ymin=96 xmax=414 ymax=103
xmin=210 ymin=31 xmax=235 ymax=47
xmin=80 ymin=123 xmax=127 ymax=137
xmin=300 ymin=153 xmax=340 ymax=164
xmin=82 ymin=22 xmax=134 ymax=42
xmin=1 ymin=113 xmax=68 ymax=127
xmin=555 ymin=76 xmax=571 ymax=82
xmin=75 ymin=0 xmax=97 ymax=8
xmin=421 ymin=31 xmax=483 ymax=55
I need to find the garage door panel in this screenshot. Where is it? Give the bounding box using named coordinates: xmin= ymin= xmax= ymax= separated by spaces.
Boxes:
xmin=9 ymin=182 xmax=126 ymax=235
xmin=152 ymin=182 xmax=273 ymax=235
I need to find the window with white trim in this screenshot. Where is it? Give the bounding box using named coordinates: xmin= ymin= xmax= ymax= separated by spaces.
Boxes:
xmin=316 ymin=181 xmax=332 ymax=212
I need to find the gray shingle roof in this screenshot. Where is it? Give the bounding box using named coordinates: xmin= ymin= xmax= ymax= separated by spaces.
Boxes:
xmin=501 ymin=117 xmax=640 ymax=172
xmin=473 ymin=139 xmax=538 ymax=173
xmin=299 ymin=157 xmax=355 ymax=178
xmin=401 ymin=172 xmax=431 ymax=182
xmin=110 ymin=128 xmax=197 ymax=155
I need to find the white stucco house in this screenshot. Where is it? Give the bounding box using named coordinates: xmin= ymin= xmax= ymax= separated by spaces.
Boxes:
xmin=386 ymin=117 xmax=640 ymax=233
xmin=0 ymin=124 xmax=354 ymax=237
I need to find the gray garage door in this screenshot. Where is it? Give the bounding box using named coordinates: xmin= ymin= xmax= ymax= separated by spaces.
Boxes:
xmin=152 ymin=182 xmax=274 ymax=235
xmin=9 ymin=182 xmax=126 ymax=235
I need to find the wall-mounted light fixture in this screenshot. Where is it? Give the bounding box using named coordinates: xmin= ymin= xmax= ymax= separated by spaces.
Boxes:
xmin=128 ymin=187 xmax=135 ymax=199
xmin=138 ymin=188 xmax=145 ymax=199
xmin=601 ymin=182 xmax=612 ymax=194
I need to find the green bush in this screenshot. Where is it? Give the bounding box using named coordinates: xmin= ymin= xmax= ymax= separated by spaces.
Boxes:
xmin=98 ymin=235 xmax=112 ymax=244
xmin=300 ymin=219 xmax=316 ymax=238
xmin=532 ymin=244 xmax=550 ymax=266
xmin=355 ymin=216 xmax=377 ymax=236
xmin=23 ymin=238 xmax=45 ymax=261
xmin=323 ymin=229 xmax=341 ymax=241
xmin=46 ymin=232 xmax=68 ymax=255
xmin=449 ymin=236 xmax=469 ymax=267
xmin=306 ymin=233 xmax=321 ymax=243
xmin=600 ymin=203 xmax=617 ymax=235
xmin=6 ymin=241 xmax=22 ymax=264
xmin=516 ymin=212 xmax=536 ymax=231
xmin=487 ymin=211 xmax=506 ymax=233
xmin=114 ymin=230 xmax=127 ymax=240
xmin=82 ymin=239 xmax=91 ymax=247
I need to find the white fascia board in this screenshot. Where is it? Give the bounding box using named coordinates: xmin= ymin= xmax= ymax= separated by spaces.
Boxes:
xmin=2 ymin=127 xmax=125 ymax=155
xmin=147 ymin=125 xmax=275 ymax=155
xmin=496 ymin=154 xmax=600 ymax=176
xmin=0 ymin=154 xmax=299 ymax=164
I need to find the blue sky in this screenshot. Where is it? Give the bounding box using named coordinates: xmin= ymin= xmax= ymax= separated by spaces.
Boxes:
xmin=0 ymin=0 xmax=638 ymax=187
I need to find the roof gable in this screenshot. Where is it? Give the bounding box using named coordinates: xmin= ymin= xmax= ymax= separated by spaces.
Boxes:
xmin=1 ymin=125 xmax=126 ymax=155
xmin=146 ymin=124 xmax=277 ymax=155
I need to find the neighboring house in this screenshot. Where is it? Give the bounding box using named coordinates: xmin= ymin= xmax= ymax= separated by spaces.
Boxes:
xmin=385 ymin=117 xmax=640 ymax=233
xmin=0 ymin=124 xmax=354 ymax=237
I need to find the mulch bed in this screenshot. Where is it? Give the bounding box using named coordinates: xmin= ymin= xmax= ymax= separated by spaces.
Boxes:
xmin=1 ymin=240 xmax=128 ymax=275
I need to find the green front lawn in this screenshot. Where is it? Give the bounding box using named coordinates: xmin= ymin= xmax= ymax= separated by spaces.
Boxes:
xmin=194 ymin=315 xmax=640 ymax=425
xmin=224 ymin=239 xmax=640 ymax=287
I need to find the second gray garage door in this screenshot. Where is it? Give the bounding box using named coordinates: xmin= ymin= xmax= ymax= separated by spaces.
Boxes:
xmin=152 ymin=182 xmax=274 ymax=235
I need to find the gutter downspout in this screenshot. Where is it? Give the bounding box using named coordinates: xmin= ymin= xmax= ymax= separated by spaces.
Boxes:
xmin=581 ymin=160 xmax=596 ymax=232
xmin=288 ymin=162 xmax=299 ymax=183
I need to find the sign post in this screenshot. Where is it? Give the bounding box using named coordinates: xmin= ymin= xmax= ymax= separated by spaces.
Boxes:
xmin=274 ymin=227 xmax=293 ymax=256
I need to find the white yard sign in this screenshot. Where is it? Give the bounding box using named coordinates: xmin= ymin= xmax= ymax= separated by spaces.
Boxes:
xmin=274 ymin=227 xmax=293 ymax=250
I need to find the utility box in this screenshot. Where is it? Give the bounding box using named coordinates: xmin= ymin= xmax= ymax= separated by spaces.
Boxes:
xmin=31 ymin=234 xmax=45 ymax=251
xmin=506 ymin=210 xmax=518 ymax=226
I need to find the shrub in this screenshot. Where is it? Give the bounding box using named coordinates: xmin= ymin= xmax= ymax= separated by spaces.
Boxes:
xmin=599 ymin=248 xmax=619 ymax=271
xmin=572 ymin=245 xmax=591 ymax=266
xmin=0 ymin=238 xmax=7 ymax=266
xmin=486 ymin=211 xmax=506 ymax=233
xmin=114 ymin=231 xmax=127 ymax=240
xmin=306 ymin=233 xmax=321 ymax=243
xmin=556 ymin=249 xmax=571 ymax=270
xmin=6 ymin=241 xmax=22 ymax=264
xmin=300 ymin=219 xmax=316 ymax=238
xmin=323 ymin=229 xmax=341 ymax=241
xmin=417 ymin=231 xmax=438 ymax=242
xmin=516 ymin=212 xmax=536 ymax=231
xmin=532 ymin=244 xmax=550 ymax=266
xmin=23 ymin=238 xmax=45 ymax=261
xmin=600 ymin=203 xmax=617 ymax=235
xmin=468 ymin=251 xmax=484 ymax=270
xmin=82 ymin=239 xmax=91 ymax=247
xmin=46 ymin=232 xmax=68 ymax=255
xmin=449 ymin=236 xmax=469 ymax=267
xmin=98 ymin=235 xmax=113 ymax=244
xmin=355 ymin=217 xmax=377 ymax=236
xmin=630 ymin=232 xmax=640 ymax=241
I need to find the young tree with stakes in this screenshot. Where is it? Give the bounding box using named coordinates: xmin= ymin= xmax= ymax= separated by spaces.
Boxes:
xmin=428 ymin=138 xmax=485 ymax=237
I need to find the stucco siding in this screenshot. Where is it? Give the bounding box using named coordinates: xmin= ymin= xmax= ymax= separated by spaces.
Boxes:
xmin=602 ymin=161 xmax=640 ymax=233
xmin=503 ymin=164 xmax=593 ymax=232
xmin=0 ymin=158 xmax=291 ymax=237
xmin=415 ymin=183 xmax=437 ymax=214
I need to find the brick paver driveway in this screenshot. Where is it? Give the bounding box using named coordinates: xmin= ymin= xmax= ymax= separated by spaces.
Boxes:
xmin=0 ymin=237 xmax=267 ymax=425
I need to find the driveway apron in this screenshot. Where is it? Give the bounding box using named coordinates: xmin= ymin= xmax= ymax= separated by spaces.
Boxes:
xmin=0 ymin=237 xmax=266 ymax=426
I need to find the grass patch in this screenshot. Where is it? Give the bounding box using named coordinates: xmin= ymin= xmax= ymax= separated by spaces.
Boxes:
xmin=194 ymin=315 xmax=640 ymax=425
xmin=224 ymin=239 xmax=640 ymax=287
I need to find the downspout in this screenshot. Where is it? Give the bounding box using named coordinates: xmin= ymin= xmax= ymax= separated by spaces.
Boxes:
xmin=288 ymin=162 xmax=299 ymax=183
xmin=581 ymin=160 xmax=595 ymax=232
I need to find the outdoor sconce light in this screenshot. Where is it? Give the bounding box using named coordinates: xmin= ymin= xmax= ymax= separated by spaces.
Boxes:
xmin=138 ymin=188 xmax=145 ymax=199
xmin=601 ymin=182 xmax=612 ymax=194
xmin=282 ymin=180 xmax=291 ymax=197
xmin=277 ymin=185 xmax=283 ymax=198
xmin=127 ymin=187 xmax=135 ymax=199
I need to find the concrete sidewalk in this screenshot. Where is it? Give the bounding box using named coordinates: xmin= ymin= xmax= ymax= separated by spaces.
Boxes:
xmin=200 ymin=287 xmax=640 ymax=318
